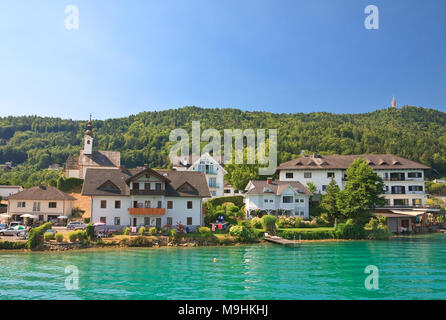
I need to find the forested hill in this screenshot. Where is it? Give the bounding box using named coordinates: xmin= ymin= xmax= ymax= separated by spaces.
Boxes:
xmin=1 ymin=105 xmax=446 ymax=187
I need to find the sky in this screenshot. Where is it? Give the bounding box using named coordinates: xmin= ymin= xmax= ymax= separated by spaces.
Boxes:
xmin=0 ymin=0 xmax=445 ymax=120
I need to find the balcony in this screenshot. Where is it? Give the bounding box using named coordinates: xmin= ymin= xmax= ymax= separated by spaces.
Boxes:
xmin=128 ymin=208 xmax=166 ymax=215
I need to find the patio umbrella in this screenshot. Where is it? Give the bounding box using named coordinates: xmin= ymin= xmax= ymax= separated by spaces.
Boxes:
xmin=93 ymin=222 xmax=106 ymax=226
xmin=20 ymin=214 xmax=38 ymax=219
xmin=57 ymin=215 xmax=68 ymax=219
xmin=0 ymin=213 xmax=11 ymax=219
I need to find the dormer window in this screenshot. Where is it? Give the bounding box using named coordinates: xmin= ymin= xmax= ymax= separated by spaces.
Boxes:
xmin=392 ymin=160 xmax=401 ymax=165
xmin=379 ymin=160 xmax=388 ymax=165
xmin=308 ymin=161 xmax=316 ymax=166
xmin=133 ymin=182 xmax=140 ymax=190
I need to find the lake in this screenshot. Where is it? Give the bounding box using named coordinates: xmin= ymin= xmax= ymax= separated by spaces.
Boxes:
xmin=1 ymin=234 xmax=446 ymax=300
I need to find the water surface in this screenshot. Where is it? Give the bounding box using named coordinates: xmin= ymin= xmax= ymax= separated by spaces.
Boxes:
xmin=1 ymin=234 xmax=446 ymax=299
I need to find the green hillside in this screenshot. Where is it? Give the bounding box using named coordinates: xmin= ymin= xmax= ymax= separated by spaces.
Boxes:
xmin=1 ymin=105 xmax=446 ymax=188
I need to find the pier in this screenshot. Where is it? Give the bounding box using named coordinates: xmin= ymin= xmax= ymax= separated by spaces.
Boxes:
xmin=264 ymin=235 xmax=301 ymax=247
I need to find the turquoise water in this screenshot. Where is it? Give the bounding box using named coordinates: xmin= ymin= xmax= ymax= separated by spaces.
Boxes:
xmin=1 ymin=234 xmax=446 ymax=300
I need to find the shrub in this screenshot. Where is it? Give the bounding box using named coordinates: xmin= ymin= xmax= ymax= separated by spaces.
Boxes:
xmin=86 ymin=222 xmax=95 ymax=239
xmin=198 ymin=227 xmax=211 ymax=236
xmin=229 ymin=225 xmax=256 ymax=243
xmin=238 ymin=220 xmax=252 ymax=228
xmin=55 ymin=233 xmax=64 ymax=242
xmin=261 ymin=215 xmax=277 ymax=234
xmin=170 ymin=228 xmax=177 ymax=238
xmin=76 ymin=230 xmax=86 ymax=241
xmin=0 ymin=241 xmax=27 ymax=250
xmin=251 ymin=217 xmax=263 ymax=229
xmin=335 ymin=219 xmax=365 ymax=239
xmin=44 ymin=232 xmax=54 ymax=241
xmin=365 ymin=217 xmax=393 ymax=240
xmin=123 ymin=227 xmax=130 ymax=235
xmin=207 ymin=196 xmax=244 ymax=208
xmin=68 ymin=231 xmax=78 ymax=242
xmin=278 ymin=229 xmax=335 ymax=240
xmin=149 ymin=227 xmax=157 ymax=236
xmin=124 ymin=236 xmax=153 ymax=247
xmin=139 ymin=227 xmax=146 ymax=235
xmin=26 ymin=222 xmax=52 ymax=249
xmin=57 ymin=177 xmax=84 ymax=192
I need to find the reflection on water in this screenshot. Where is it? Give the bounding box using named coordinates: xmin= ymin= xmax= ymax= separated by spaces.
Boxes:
xmin=1 ymin=234 xmax=446 ymax=300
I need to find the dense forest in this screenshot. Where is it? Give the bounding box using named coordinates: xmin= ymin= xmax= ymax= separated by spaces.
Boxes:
xmin=1 ymin=105 xmax=446 ymax=188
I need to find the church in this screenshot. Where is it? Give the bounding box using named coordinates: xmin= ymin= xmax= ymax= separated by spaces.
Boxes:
xmin=65 ymin=119 xmax=121 ymax=179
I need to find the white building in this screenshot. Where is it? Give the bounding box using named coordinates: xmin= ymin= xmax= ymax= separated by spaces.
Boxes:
xmin=82 ymin=167 xmax=210 ymax=230
xmin=7 ymin=186 xmax=76 ymax=222
xmin=277 ymin=154 xmax=430 ymax=208
xmin=0 ymin=185 xmax=23 ymax=199
xmin=65 ymin=119 xmax=121 ymax=179
xmin=244 ymin=179 xmax=312 ymax=218
xmin=172 ymin=153 xmax=227 ymax=198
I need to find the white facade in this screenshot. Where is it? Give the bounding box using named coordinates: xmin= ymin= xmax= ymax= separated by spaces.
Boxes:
xmin=174 ymin=153 xmax=227 ymax=198
xmin=279 ymin=169 xmax=427 ymax=207
xmin=0 ymin=185 xmax=23 ymax=199
xmin=8 ymin=199 xmax=74 ymax=222
xmin=244 ymin=182 xmax=311 ymax=218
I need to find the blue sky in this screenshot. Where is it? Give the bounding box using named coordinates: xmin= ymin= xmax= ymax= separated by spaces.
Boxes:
xmin=0 ymin=0 xmax=445 ymax=120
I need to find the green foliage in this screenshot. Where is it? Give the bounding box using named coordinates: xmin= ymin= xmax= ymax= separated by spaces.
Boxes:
xmin=278 ymin=229 xmax=336 ymax=240
xmin=123 ymin=227 xmax=130 ymax=235
xmin=238 ymin=220 xmax=252 ymax=228
xmin=365 ymin=216 xmax=393 ymax=240
xmin=206 ymin=196 xmax=244 ymax=209
xmin=85 ymin=222 xmax=95 ymax=239
xmin=55 ymin=233 xmax=64 ymax=242
xmin=2 ymin=106 xmax=446 ymax=187
xmin=121 ymin=236 xmax=153 ymax=247
xmin=26 ymin=222 xmax=52 ymax=249
xmin=337 ymin=159 xmax=386 ymax=223
xmin=261 ymin=215 xmax=277 ymax=233
xmin=139 ymin=227 xmax=146 ymax=235
xmin=76 ymin=230 xmax=86 ymax=241
xmin=229 ymin=225 xmax=256 ymax=243
xmin=44 ymin=232 xmax=54 ymax=241
xmin=306 ymin=182 xmax=317 ymax=194
xmin=320 ymin=179 xmax=341 ymax=224
xmin=56 ymin=177 xmax=83 ymax=192
xmin=149 ymin=227 xmax=157 ymax=236
xmin=250 ymin=217 xmax=263 ymax=229
xmin=335 ymin=219 xmax=365 ymax=239
xmin=198 ymin=227 xmax=211 ymax=236
xmin=68 ymin=231 xmax=78 ymax=242
xmin=0 ymin=241 xmax=27 ymax=250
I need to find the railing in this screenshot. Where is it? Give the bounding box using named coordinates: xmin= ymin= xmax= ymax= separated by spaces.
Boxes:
xmin=130 ymin=190 xmax=165 ymax=196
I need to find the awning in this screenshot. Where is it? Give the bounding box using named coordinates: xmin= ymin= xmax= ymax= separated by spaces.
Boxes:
xmin=390 ymin=210 xmax=426 ymax=217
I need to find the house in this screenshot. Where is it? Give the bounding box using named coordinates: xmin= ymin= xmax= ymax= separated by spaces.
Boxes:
xmin=244 ymin=178 xmax=312 ymax=218
xmin=277 ymin=153 xmax=430 ymax=208
xmin=7 ymin=186 xmax=76 ymax=223
xmin=0 ymin=161 xmax=14 ymax=172
xmin=48 ymin=163 xmax=62 ymax=170
xmin=0 ymin=185 xmax=23 ymax=199
xmin=65 ymin=119 xmax=121 ymax=179
xmin=172 ymin=152 xmax=227 ymax=198
xmin=82 ymin=167 xmax=210 ymax=229
xmin=223 ymin=183 xmax=242 ymax=196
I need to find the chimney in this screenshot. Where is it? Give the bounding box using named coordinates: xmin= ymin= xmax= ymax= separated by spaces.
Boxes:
xmin=301 ymin=149 xmax=305 ymax=156
xmin=266 ymin=177 xmax=273 ymax=184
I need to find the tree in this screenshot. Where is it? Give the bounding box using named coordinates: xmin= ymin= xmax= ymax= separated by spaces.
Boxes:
xmin=320 ymin=178 xmax=341 ymax=224
xmin=306 ymin=181 xmax=317 ymax=194
xmin=337 ymin=158 xmax=386 ymax=223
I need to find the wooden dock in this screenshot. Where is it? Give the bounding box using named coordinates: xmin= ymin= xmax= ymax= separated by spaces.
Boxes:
xmin=264 ymin=235 xmax=301 ymax=247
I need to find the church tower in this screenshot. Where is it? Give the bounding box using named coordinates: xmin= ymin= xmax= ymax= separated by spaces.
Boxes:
xmin=391 ymin=96 xmax=397 ymax=108
xmin=84 ymin=116 xmax=93 ymax=155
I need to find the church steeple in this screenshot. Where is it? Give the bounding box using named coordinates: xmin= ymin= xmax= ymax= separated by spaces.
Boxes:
xmin=391 ymin=96 xmax=397 ymax=108
xmin=84 ymin=115 xmax=93 ymax=155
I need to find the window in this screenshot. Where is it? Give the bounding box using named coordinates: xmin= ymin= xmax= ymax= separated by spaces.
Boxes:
xmin=133 ymin=182 xmax=140 ymax=190
xmin=408 ymin=172 xmax=422 ymax=178
xmin=38 ymin=215 xmax=44 ymax=221
xmin=327 ymin=172 xmax=335 ymax=178
xmin=269 ymin=199 xmax=274 ymax=203
xmin=155 ymin=183 xmax=162 ymax=191
xmin=167 ymin=201 xmax=173 ymax=209
xmin=144 ymin=217 xmax=151 ymax=226
xmin=412 ymin=199 xmax=422 ymax=206
xmin=408 ymin=186 xmax=423 ymax=192
xmin=212 ymin=191 xmax=216 ymax=197
xmin=264 ymin=199 xmax=269 ymax=203
xmin=224 ymin=189 xmax=231 ymax=194
xmin=187 ymin=201 xmax=193 ymax=209
xmin=285 ymin=172 xmax=294 ymax=179
xmin=49 ymin=202 xmax=57 ymax=208
xmin=100 ymin=217 xmax=106 ymax=223
xmin=167 ymin=217 xmax=173 ymax=226
xmin=87 ymin=140 xmax=90 ymax=144
xmin=300 ymin=199 xmax=304 ymax=203
xmin=157 ymin=201 xmax=162 ymax=208
xmin=144 ymin=182 xmax=150 ymax=190
xmin=322 ymin=185 xmax=328 ymax=191
xmin=17 ymin=201 xmax=25 ymax=208
xmin=300 ymin=211 xmax=304 ymax=216
xmin=282 ymin=196 xmax=293 ymax=203
xmin=33 ymin=202 xmax=40 ymax=212
xmin=114 ymin=217 xmax=120 ymax=225
xmin=187 ymin=217 xmax=193 ymax=225
xmin=144 ymin=200 xmax=151 ymax=208
xmin=304 ymin=172 xmax=312 ymax=179
xmin=100 ymin=200 xmax=107 ymax=208
xmin=209 ymin=177 xmax=217 ymax=188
